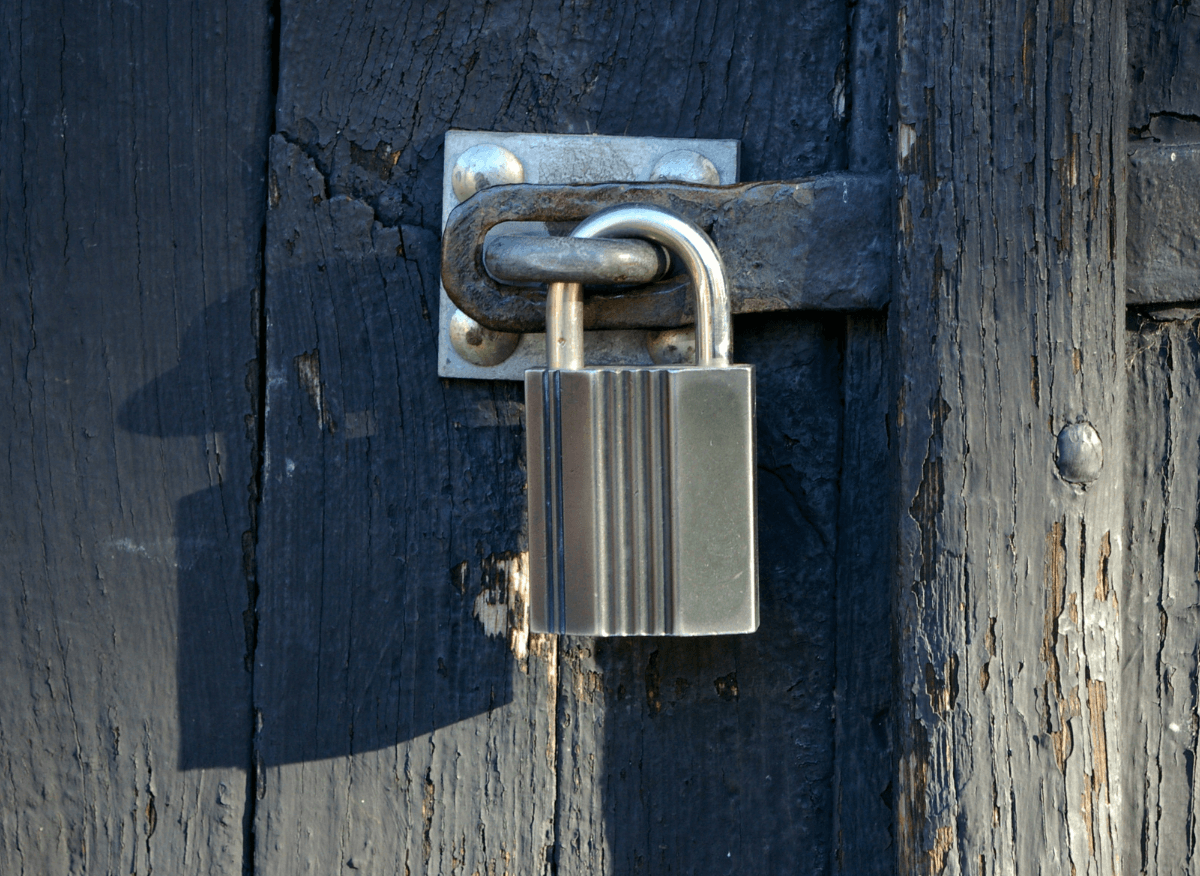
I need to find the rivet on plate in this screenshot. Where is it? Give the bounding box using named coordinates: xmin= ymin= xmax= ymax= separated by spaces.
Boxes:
xmin=646 ymin=326 xmax=697 ymax=365
xmin=649 ymin=150 xmax=721 ymax=185
xmin=449 ymin=307 xmax=521 ymax=367
xmin=1055 ymin=422 xmax=1103 ymax=484
xmin=450 ymin=144 xmax=524 ymax=362
xmin=452 ymin=144 xmax=526 ymax=203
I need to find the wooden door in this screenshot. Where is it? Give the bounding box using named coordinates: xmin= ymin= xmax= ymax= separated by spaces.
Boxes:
xmin=256 ymin=3 xmax=892 ymax=874
xmin=4 ymin=1 xmax=1200 ymax=874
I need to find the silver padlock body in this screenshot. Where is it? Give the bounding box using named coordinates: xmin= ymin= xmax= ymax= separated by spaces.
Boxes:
xmin=525 ymin=365 xmax=758 ymax=636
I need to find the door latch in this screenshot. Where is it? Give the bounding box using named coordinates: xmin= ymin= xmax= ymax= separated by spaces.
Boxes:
xmin=437 ymin=131 xmax=890 ymax=380
xmin=437 ymin=131 xmax=742 ymax=380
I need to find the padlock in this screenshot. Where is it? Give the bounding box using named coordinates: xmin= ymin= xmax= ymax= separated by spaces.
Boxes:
xmin=525 ymin=204 xmax=758 ymax=636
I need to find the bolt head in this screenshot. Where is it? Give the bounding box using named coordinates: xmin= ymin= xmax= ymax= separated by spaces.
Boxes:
xmin=649 ymin=150 xmax=721 ymax=185
xmin=1056 ymin=422 xmax=1104 ymax=484
xmin=451 ymin=144 xmax=525 ymax=203
xmin=449 ymin=308 xmax=521 ymax=367
xmin=646 ymin=327 xmax=696 ymax=365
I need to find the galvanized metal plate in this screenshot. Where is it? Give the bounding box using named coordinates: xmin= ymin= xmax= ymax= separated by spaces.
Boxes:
xmin=438 ymin=130 xmax=740 ymax=380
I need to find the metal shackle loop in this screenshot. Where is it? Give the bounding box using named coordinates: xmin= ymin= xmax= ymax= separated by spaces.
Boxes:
xmin=545 ymin=204 xmax=732 ymax=370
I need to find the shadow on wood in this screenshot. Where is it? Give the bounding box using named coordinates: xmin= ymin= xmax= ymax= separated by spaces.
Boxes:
xmin=118 ymin=297 xmax=256 ymax=770
xmin=553 ymin=314 xmax=893 ymax=874
xmin=120 ymin=297 xmax=516 ymax=768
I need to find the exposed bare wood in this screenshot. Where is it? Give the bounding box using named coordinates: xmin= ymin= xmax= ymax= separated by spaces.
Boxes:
xmin=892 ymin=0 xmax=1127 ymax=872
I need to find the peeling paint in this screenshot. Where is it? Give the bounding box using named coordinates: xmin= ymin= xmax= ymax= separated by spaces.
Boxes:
xmin=421 ymin=768 xmax=434 ymax=865
xmin=713 ymin=672 xmax=739 ymax=701
xmin=468 ymin=551 xmax=552 ymax=672
xmin=925 ymin=824 xmax=955 ymax=875
xmin=899 ymin=123 xmax=918 ymax=160
xmin=1095 ymin=531 xmax=1111 ymax=603
xmin=1086 ymin=678 xmax=1110 ymax=805
xmin=645 ymin=650 xmax=662 ymax=716
xmin=1043 ymin=520 xmax=1067 ymax=696
xmin=924 ymin=655 xmax=957 ymax=717
xmin=294 ymin=349 xmax=334 ymax=432
xmin=572 ymin=668 xmax=604 ymax=704
xmin=897 ymin=721 xmax=931 ymax=872
xmin=910 ymin=393 xmax=950 ymax=589
xmin=892 ymin=0 xmax=1127 ymax=867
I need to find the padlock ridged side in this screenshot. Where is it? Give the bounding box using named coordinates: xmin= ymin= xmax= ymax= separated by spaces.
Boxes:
xmin=527 ymin=369 xmax=679 ymax=635
xmin=591 ymin=369 xmax=675 ymax=635
xmin=542 ymin=371 xmax=566 ymax=634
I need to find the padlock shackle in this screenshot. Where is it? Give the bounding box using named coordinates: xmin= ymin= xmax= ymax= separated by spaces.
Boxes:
xmin=546 ymin=204 xmax=732 ymax=369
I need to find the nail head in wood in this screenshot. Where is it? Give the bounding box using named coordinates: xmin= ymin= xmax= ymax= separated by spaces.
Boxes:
xmin=1055 ymin=422 xmax=1104 ymax=484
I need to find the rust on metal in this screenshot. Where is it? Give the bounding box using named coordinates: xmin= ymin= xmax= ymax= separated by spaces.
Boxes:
xmin=440 ymin=174 xmax=892 ymax=332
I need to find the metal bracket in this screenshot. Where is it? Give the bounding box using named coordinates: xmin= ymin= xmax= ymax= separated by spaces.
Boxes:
xmin=442 ymin=175 xmax=892 ymax=334
xmin=438 ymin=131 xmax=740 ymax=380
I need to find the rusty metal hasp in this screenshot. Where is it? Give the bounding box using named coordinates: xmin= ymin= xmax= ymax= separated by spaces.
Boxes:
xmin=443 ymin=173 xmax=891 ymax=335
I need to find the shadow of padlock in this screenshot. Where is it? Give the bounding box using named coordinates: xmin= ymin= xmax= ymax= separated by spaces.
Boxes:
xmin=526 ymin=204 xmax=759 ymax=636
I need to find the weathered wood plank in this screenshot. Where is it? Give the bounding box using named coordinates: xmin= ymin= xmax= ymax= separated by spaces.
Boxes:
xmin=848 ymin=0 xmax=894 ymax=175
xmin=1128 ymin=143 xmax=1200 ymax=305
xmin=273 ymin=1 xmax=851 ymax=209
xmin=555 ymin=314 xmax=845 ymax=874
xmin=892 ymin=0 xmax=1127 ymax=872
xmin=1123 ymin=316 xmax=1200 ymax=876
xmin=832 ymin=315 xmax=895 ymax=875
xmin=835 ymin=19 xmax=897 ymax=863
xmin=0 ymin=1 xmax=271 ymax=873
xmin=1129 ymin=0 xmax=1200 ymax=132
xmin=257 ymin=136 xmax=558 ymax=875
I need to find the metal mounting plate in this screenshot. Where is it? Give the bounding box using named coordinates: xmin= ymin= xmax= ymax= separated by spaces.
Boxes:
xmin=438 ymin=130 xmax=739 ymax=380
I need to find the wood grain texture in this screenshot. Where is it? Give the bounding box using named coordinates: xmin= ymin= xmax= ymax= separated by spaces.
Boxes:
xmin=848 ymin=0 xmax=894 ymax=175
xmin=892 ymin=0 xmax=1127 ymax=873
xmin=1122 ymin=17 xmax=1200 ymax=873
xmin=1128 ymin=143 xmax=1200 ymax=305
xmin=1123 ymin=316 xmax=1200 ymax=875
xmin=271 ymin=0 xmax=851 ymax=229
xmin=12 ymin=0 xmax=1198 ymax=872
xmin=261 ymin=0 xmax=895 ymax=873
xmin=1129 ymin=0 xmax=1200 ymax=132
xmin=257 ymin=136 xmax=558 ymax=875
xmin=832 ymin=315 xmax=895 ymax=875
xmin=554 ymin=314 xmax=845 ymax=875
xmin=0 ymin=1 xmax=271 ymax=873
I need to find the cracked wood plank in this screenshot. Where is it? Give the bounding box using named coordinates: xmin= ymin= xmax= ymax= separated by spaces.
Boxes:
xmin=1123 ymin=317 xmax=1200 ymax=875
xmin=1129 ymin=0 xmax=1200 ymax=133
xmin=0 ymin=1 xmax=271 ymax=873
xmin=256 ymin=137 xmax=557 ymax=875
xmin=892 ymin=0 xmax=1127 ymax=873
